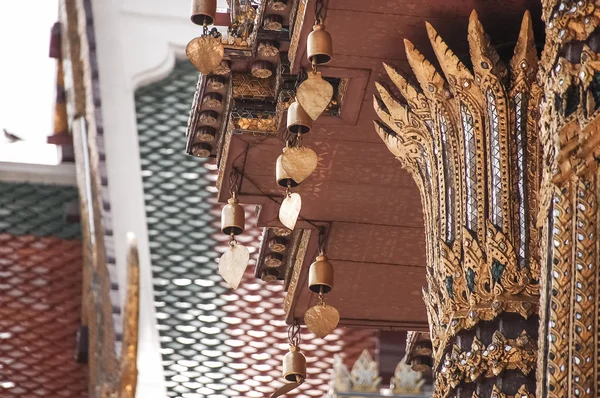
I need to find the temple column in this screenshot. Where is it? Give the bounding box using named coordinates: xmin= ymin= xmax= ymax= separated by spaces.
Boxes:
xmin=374 ymin=11 xmax=541 ymax=397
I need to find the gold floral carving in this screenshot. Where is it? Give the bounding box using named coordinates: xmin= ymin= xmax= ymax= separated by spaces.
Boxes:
xmin=435 ymin=331 xmax=536 ymax=398
xmin=374 ymin=11 xmax=541 ymax=369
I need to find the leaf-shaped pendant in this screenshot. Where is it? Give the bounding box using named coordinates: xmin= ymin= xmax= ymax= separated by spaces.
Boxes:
xmin=279 ymin=193 xmax=302 ymax=230
xmin=296 ymin=71 xmax=334 ymax=120
xmin=186 ymin=36 xmax=225 ymax=75
xmin=304 ymin=303 xmax=340 ymax=338
xmin=281 ymin=146 xmax=318 ymax=184
xmin=218 ymin=243 xmax=249 ymax=290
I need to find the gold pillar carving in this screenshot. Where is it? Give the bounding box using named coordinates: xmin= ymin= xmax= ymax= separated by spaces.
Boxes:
xmin=374 ymin=10 xmax=541 ymax=397
xmin=375 ymin=1 xmax=600 ymax=397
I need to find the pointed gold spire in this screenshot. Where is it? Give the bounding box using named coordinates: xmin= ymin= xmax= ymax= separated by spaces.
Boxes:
xmin=404 ymin=38 xmax=446 ymax=97
xmin=510 ymin=10 xmax=538 ymax=81
xmin=374 ymin=81 xmax=410 ymax=123
xmin=425 ymin=22 xmax=473 ymax=85
xmin=382 ymin=63 xmax=427 ymax=111
xmin=468 ymin=10 xmax=506 ymax=80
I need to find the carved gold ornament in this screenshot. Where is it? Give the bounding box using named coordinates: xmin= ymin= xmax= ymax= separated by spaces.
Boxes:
xmin=374 ymin=10 xmax=541 ymax=369
xmin=435 ymin=331 xmax=536 ymax=397
xmin=186 ymin=35 xmax=225 ymax=75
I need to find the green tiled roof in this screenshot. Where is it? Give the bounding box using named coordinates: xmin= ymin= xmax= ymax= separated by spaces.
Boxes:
xmin=136 ymin=62 xmax=236 ymax=397
xmin=0 ymin=182 xmax=81 ymax=239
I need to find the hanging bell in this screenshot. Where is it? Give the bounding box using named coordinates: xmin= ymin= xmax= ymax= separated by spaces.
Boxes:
xmin=282 ymin=346 xmax=307 ymax=382
xmin=308 ymin=255 xmax=334 ymax=294
xmin=190 ymin=0 xmax=217 ymax=26
xmin=276 ymin=154 xmax=300 ymax=188
xmin=221 ymin=196 xmax=245 ymax=236
xmin=307 ymin=24 xmax=333 ymax=65
xmin=287 ymin=101 xmax=312 ymax=135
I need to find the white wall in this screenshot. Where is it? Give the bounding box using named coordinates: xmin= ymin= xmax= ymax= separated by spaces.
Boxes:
xmin=90 ymin=0 xmax=227 ymax=396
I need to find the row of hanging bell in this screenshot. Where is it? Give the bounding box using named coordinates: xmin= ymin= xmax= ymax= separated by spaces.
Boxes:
xmin=186 ymin=0 xmax=225 ymax=75
xmin=276 ymin=103 xmax=315 ymax=230
xmin=277 ymin=10 xmax=334 ymax=231
xmin=217 ymin=193 xmax=250 ymax=290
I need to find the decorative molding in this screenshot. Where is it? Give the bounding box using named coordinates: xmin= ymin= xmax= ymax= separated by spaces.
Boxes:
xmin=284 ymin=228 xmax=311 ymax=315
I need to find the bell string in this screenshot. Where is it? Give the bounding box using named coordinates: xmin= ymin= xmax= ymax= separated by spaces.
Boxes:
xmin=314 ymin=0 xmax=329 ymax=25
xmin=228 ymin=169 xmax=241 ymax=198
xmin=317 ymin=226 xmax=327 ymax=256
xmin=229 ymin=232 xmax=237 ymax=246
xmin=311 ymin=60 xmax=318 ymax=75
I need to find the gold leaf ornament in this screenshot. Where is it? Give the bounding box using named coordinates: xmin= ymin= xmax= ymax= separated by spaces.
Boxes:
xmin=279 ymin=193 xmax=302 ymax=230
xmin=296 ymin=71 xmax=333 ymax=120
xmin=218 ymin=243 xmax=249 ymax=290
xmin=281 ymin=146 xmax=318 ymax=184
xmin=186 ymin=36 xmax=225 ymax=75
xmin=304 ymin=303 xmax=340 ymax=338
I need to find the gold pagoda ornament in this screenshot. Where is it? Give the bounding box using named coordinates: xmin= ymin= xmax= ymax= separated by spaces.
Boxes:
xmin=218 ymin=192 xmax=249 ymax=290
xmin=296 ymin=0 xmax=333 ymax=120
xmin=271 ymin=323 xmax=307 ymax=398
xmin=186 ymin=0 xmax=224 ymax=75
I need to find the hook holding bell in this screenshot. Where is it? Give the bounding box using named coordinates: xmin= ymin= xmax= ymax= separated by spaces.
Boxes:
xmin=287 ymin=101 xmax=312 ymax=135
xmin=221 ymin=195 xmax=245 ymax=236
xmin=307 ymin=24 xmax=333 ymax=65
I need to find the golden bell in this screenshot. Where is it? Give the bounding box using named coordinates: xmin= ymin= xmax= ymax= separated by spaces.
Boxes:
xmin=190 ymin=0 xmax=217 ymax=26
xmin=308 ymin=255 xmax=334 ymax=294
xmin=287 ymin=102 xmax=312 ymax=135
xmin=276 ymin=154 xmax=299 ymax=188
xmin=282 ymin=346 xmax=306 ymax=382
xmin=307 ymin=24 xmax=333 ymax=65
xmin=221 ymin=196 xmax=245 ymax=236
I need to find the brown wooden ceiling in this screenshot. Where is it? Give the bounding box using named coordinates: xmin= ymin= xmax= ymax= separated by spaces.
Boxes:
xmin=222 ymin=0 xmax=544 ymax=330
